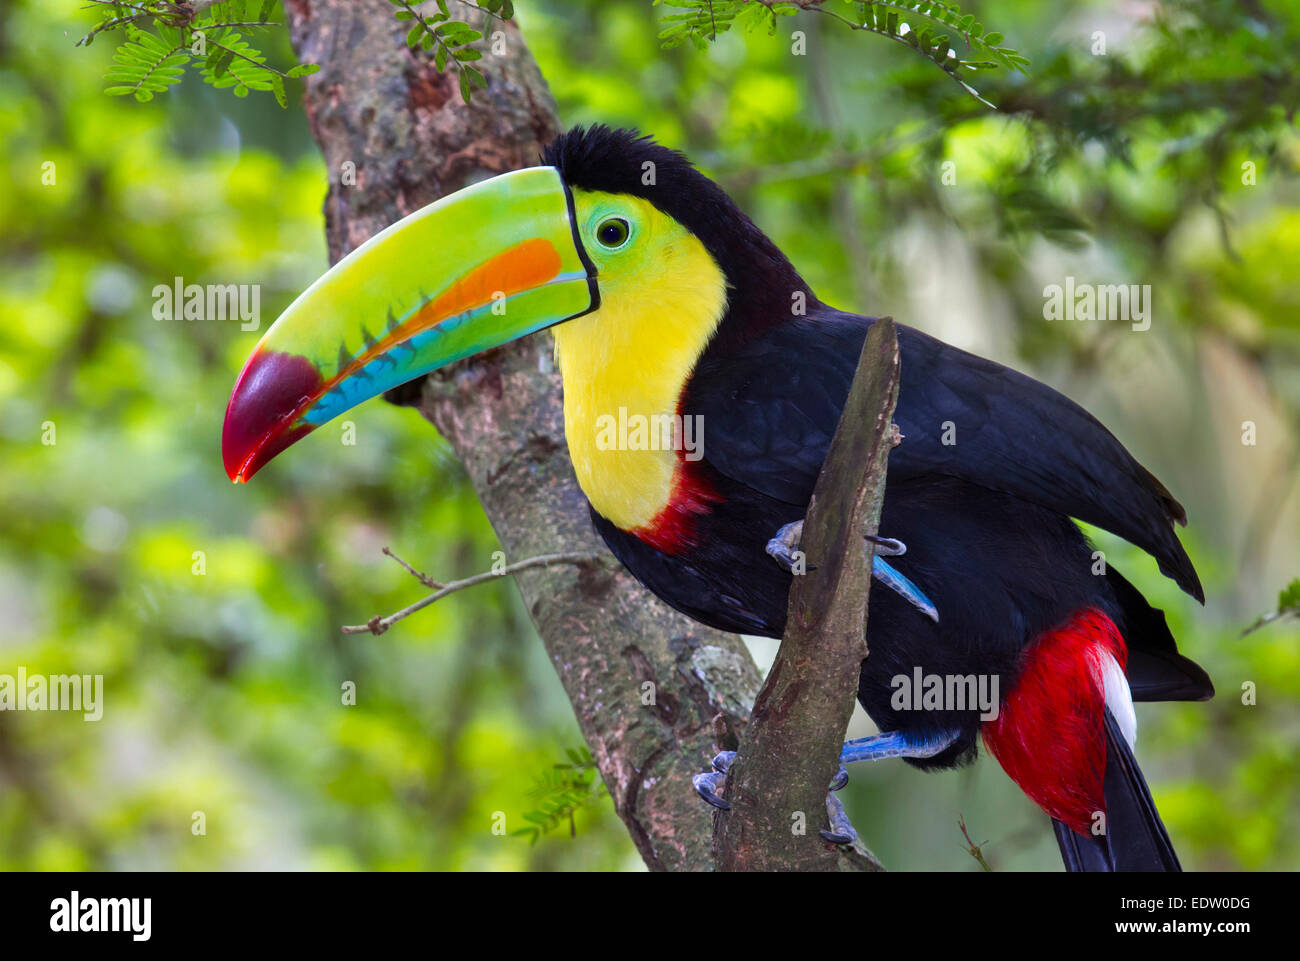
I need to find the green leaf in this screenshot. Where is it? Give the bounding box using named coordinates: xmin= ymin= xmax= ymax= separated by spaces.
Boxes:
xmin=1278 ymin=578 xmax=1300 ymax=613
xmin=211 ymin=48 xmax=235 ymax=78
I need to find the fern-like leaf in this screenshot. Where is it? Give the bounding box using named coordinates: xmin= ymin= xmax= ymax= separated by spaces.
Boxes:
xmin=511 ymin=747 xmax=608 ymax=845
xmin=104 ymin=25 xmax=189 ymax=101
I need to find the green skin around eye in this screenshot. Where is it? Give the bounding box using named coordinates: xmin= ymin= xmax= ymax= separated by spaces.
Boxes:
xmin=578 ymin=197 xmax=640 ymax=262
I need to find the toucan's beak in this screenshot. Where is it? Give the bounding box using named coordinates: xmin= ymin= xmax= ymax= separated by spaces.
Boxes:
xmin=222 ymin=165 xmax=597 ymax=482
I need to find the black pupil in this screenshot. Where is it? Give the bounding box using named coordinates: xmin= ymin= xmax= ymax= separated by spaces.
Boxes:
xmin=599 ymin=220 xmax=627 ymax=245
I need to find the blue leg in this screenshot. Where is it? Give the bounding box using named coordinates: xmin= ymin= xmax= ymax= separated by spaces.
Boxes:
xmin=767 ymin=521 xmax=940 ymax=623
xmin=840 ymin=728 xmax=961 ymax=765
xmin=816 ymin=729 xmax=962 ymax=842
xmin=871 ymin=557 xmax=939 ymax=623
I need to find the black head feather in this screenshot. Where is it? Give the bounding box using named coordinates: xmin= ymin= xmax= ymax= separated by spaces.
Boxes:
xmin=544 ymin=125 xmax=814 ymax=340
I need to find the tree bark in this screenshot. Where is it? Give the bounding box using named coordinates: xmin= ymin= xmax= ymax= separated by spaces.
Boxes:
xmin=283 ymin=0 xmax=762 ymax=871
xmin=715 ymin=319 xmax=900 ymax=872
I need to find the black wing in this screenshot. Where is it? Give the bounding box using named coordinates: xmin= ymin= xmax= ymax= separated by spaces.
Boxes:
xmin=685 ymin=307 xmax=1204 ymax=601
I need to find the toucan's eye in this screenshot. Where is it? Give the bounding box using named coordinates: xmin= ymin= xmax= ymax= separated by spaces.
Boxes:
xmin=595 ymin=217 xmax=631 ymax=249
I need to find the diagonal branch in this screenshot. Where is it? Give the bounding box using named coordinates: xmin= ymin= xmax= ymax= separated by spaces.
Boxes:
xmin=714 ymin=317 xmax=901 ymax=872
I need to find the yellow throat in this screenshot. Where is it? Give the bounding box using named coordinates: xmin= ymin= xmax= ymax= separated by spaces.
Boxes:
xmin=553 ymin=191 xmax=728 ymax=532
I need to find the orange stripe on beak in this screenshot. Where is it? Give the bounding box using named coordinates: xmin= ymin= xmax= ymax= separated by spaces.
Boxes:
xmin=409 ymin=237 xmax=564 ymax=330
xmin=328 ymin=237 xmax=565 ymax=387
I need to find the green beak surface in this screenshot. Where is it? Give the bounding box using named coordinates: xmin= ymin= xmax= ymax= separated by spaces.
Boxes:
xmin=222 ymin=165 xmax=596 ymax=482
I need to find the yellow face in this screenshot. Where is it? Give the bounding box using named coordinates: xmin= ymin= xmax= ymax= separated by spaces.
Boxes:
xmin=553 ymin=190 xmax=729 ymax=533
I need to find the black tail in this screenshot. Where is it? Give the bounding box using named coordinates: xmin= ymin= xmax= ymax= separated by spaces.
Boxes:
xmin=1052 ymin=711 xmax=1181 ymax=872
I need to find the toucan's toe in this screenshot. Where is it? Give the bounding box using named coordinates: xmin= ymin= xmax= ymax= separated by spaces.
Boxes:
xmin=820 ymin=792 xmax=859 ymax=845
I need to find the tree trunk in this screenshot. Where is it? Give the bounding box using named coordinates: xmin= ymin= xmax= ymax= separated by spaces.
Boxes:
xmin=283 ymin=0 xmax=762 ymax=871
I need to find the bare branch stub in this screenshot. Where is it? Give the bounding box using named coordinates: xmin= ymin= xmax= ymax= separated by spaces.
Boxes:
xmin=714 ymin=317 xmax=901 ymax=872
xmin=341 ymin=549 xmax=603 ymax=636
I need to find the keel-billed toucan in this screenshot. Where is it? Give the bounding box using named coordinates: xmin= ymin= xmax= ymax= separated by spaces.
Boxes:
xmin=223 ymin=126 xmax=1213 ymax=872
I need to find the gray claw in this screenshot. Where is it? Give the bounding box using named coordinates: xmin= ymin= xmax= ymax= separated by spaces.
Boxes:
xmin=829 ymin=765 xmax=850 ymax=792
xmin=693 ymin=771 xmax=731 ymax=810
xmin=766 ymin=520 xmax=817 ymax=573
xmin=865 ymin=534 xmax=907 ymax=556
xmin=819 ymin=791 xmax=859 ymax=845
xmin=692 ymin=751 xmax=736 ymax=810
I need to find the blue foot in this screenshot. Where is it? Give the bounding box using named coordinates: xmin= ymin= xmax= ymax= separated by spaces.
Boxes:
xmin=819 ymin=791 xmax=858 ymax=845
xmin=692 ymin=751 xmax=735 ymax=810
xmin=693 ymin=750 xmax=861 ymax=845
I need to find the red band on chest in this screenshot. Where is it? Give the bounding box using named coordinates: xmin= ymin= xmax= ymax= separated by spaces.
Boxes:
xmin=631 ymin=459 xmax=721 ymax=554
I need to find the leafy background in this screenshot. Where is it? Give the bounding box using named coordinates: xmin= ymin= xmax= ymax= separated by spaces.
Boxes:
xmin=0 ymin=0 xmax=1297 ymax=870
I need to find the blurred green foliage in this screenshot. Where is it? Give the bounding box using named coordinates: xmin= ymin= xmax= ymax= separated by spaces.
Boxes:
xmin=1 ymin=0 xmax=1297 ymax=871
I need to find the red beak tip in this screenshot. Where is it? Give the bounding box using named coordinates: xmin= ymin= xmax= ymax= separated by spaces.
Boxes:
xmin=222 ymin=349 xmax=326 ymax=485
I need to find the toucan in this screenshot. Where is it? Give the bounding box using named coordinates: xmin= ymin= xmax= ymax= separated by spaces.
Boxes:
xmin=223 ymin=125 xmax=1213 ymax=872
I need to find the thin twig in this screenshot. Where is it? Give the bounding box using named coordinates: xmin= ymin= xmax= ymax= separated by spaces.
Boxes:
xmin=380 ymin=545 xmax=442 ymax=589
xmin=342 ymin=548 xmax=603 ymax=635
xmin=200 ymin=20 xmax=282 ymax=30
xmin=206 ymin=36 xmax=293 ymax=78
xmin=1241 ymin=610 xmax=1294 ymax=638
xmin=958 ymin=813 xmax=994 ymax=871
xmin=451 ymin=0 xmax=506 ymax=25
xmin=78 ymin=0 xmax=222 ymax=41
